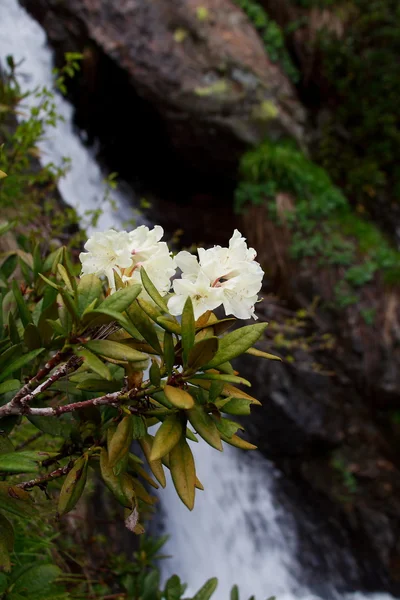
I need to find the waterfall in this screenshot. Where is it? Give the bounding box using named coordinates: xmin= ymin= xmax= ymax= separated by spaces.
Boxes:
xmin=0 ymin=0 xmax=138 ymax=232
xmin=0 ymin=3 xmax=397 ymax=600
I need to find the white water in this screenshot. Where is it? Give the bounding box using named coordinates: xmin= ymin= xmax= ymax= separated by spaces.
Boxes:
xmin=0 ymin=3 xmax=397 ymax=600
xmin=0 ymin=0 xmax=138 ymax=232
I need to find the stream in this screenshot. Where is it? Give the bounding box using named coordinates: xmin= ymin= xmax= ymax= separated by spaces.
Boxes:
xmin=0 ymin=2 xmax=397 ymax=599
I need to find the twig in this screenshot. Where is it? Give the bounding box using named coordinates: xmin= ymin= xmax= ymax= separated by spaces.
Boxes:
xmin=0 ymin=354 xmax=82 ymax=419
xmin=15 ymin=431 xmax=42 ymax=451
xmin=11 ymin=349 xmax=72 ymax=405
xmin=19 ymin=355 xmax=82 ymax=409
xmin=17 ymin=390 xmax=127 ymax=417
xmin=17 ymin=462 xmax=73 ymax=490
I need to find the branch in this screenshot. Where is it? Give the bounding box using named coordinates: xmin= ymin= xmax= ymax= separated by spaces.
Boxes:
xmin=0 ymin=354 xmax=82 ymax=419
xmin=11 ymin=349 xmax=72 ymax=405
xmin=16 ymin=390 xmax=127 ymax=417
xmin=17 ymin=462 xmax=73 ymax=490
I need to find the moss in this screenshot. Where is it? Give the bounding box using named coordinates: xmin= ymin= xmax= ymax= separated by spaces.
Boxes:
xmin=232 ymin=0 xmax=299 ymax=81
xmin=235 ymin=140 xmax=400 ymax=305
xmin=251 ymin=100 xmax=279 ymax=121
xmin=288 ymin=0 xmax=400 ymax=232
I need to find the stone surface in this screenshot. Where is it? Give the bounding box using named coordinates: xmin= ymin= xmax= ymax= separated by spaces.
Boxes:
xmin=20 ymin=0 xmax=305 ymax=180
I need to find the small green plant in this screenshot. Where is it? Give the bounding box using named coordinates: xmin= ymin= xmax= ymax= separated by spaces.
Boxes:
xmin=331 ymin=455 xmax=358 ymax=496
xmin=235 ymin=139 xmax=400 ymax=307
xmin=233 ymin=0 xmax=299 ymax=81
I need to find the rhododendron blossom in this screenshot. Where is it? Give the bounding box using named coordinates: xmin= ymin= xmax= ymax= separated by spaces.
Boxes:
xmin=79 ymin=225 xmax=175 ymax=295
xmin=168 ymin=229 xmax=264 ymax=320
xmin=80 ymin=227 xmax=264 ymax=320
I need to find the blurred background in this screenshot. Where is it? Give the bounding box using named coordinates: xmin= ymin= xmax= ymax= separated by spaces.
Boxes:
xmin=1 ymin=1 xmax=400 ymax=599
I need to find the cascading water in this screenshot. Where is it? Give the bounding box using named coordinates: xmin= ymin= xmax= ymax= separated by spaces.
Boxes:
xmin=0 ymin=0 xmax=138 ymax=232
xmin=0 ymin=3 xmax=397 ymax=600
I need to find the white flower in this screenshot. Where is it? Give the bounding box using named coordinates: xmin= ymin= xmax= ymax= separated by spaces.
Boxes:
xmin=80 ymin=225 xmax=176 ymax=296
xmin=123 ymin=240 xmax=176 ymax=299
xmin=79 ymin=229 xmax=133 ymax=291
xmin=168 ymin=270 xmax=223 ymax=320
xmin=168 ymin=229 xmax=264 ymax=320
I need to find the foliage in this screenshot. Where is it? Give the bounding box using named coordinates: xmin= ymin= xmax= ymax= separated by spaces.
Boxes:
xmin=289 ymin=0 xmax=400 ymax=232
xmin=0 ymin=54 xmax=110 ymax=247
xmin=235 ymin=139 xmax=400 ymax=305
xmin=0 ymin=228 xmax=276 ymax=596
xmin=233 ymin=0 xmax=299 ymax=81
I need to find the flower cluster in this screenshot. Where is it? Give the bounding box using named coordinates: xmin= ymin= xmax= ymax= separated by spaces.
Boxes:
xmin=79 ymin=226 xmax=264 ymax=320
xmin=79 ymin=225 xmax=175 ymax=298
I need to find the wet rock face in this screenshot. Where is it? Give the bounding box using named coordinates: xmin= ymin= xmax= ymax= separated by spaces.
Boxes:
xmin=20 ymin=0 xmax=305 ymax=181
xmin=238 ymin=349 xmax=400 ymax=594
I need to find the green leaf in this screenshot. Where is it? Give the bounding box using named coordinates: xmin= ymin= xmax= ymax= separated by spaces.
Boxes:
xmin=139 ymin=434 xmax=166 ymax=488
xmin=39 ymin=273 xmax=61 ymax=291
xmin=76 ymin=379 xmax=121 ymax=392
xmin=58 ymin=455 xmax=88 ymax=516
xmin=0 ymin=348 xmax=44 ymax=383
xmin=12 ymin=565 xmax=61 ymax=596
xmin=246 ymin=347 xmax=282 ymax=361
xmin=164 ymin=385 xmax=195 ymax=410
xmin=163 ymin=331 xmax=175 ymax=375
xmin=0 ymin=170 xmax=7 ymax=179
xmin=140 ymin=267 xmax=168 ymax=312
xmin=209 ymin=380 xmax=224 ymax=402
xmin=215 ymin=397 xmax=254 ymax=416
xmin=12 ymin=280 xmax=32 ymax=327
xmin=57 ymin=263 xmax=74 ymax=293
xmin=59 ymin=288 xmax=79 ymax=323
xmin=99 ymin=284 xmax=141 ymax=313
xmin=23 ymin=323 xmax=42 ymax=350
xmin=0 ymin=451 xmax=56 ymax=474
xmin=8 ymin=312 xmax=20 ymax=345
xmin=42 ymin=247 xmax=63 ymax=273
xmin=127 ymin=301 xmax=162 ymax=353
xmin=137 ymin=297 xmax=162 ymax=322
xmin=193 ymin=578 xmax=218 ymax=600
xmin=186 ymin=405 xmax=222 ymax=451
xmin=27 ymin=415 xmax=74 ymax=438
xmin=204 ymin=323 xmax=268 ymax=369
xmin=100 ymin=448 xmax=134 ymax=508
xmin=220 ymin=432 xmax=257 ymax=450
xmin=108 ymin=416 xmax=133 ymax=468
xmin=1 ymin=255 xmax=18 ymax=281
xmin=0 ymin=483 xmax=38 ymax=518
xmin=142 ymin=569 xmax=161 ymax=600
xmin=0 ymin=512 xmax=14 ymax=553
xmin=165 ymin=574 xmax=185 ymax=600
xmin=0 ymin=573 xmax=7 ymax=594
xmin=0 ymin=537 xmax=11 ymax=572
xmin=83 ymin=307 xmax=142 ymax=339
xmin=77 ymin=274 xmax=102 ymax=316
xmin=0 ymin=434 xmax=14 ymax=455
xmin=187 ymin=337 xmax=219 ymax=372
xmin=85 ymin=339 xmax=147 ymax=362
xmin=191 ymin=373 xmax=251 ymax=387
xmin=169 ymin=435 xmax=196 ymax=510
xmin=0 ymin=345 xmax=22 ymax=371
xmin=149 ymin=359 xmax=161 ymax=387
xmin=213 ymin=417 xmax=243 ymax=438
xmin=150 ymin=414 xmax=183 ymax=461
xmin=230 ymin=584 xmax=239 ymax=600
xmin=131 ymin=415 xmax=147 ymax=439
xmin=181 ymin=296 xmax=195 ymax=367
xmin=156 ymin=316 xmax=181 ymax=335
xmin=0 ymin=380 xmax=20 ymax=395
xmin=74 ymin=347 xmax=111 ymax=380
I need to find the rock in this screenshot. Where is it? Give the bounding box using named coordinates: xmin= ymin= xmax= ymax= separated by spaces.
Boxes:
xmin=19 ymin=0 xmax=305 ymax=183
